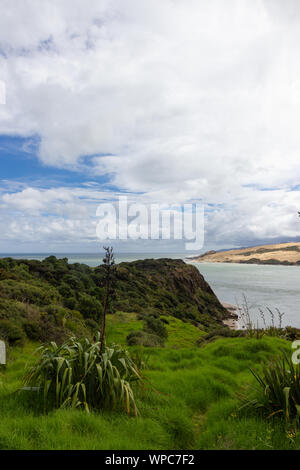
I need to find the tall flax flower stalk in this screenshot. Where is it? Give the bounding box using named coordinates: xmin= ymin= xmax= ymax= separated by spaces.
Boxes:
xmin=100 ymin=246 xmax=115 ymax=354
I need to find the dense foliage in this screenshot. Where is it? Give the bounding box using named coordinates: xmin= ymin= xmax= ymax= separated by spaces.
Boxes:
xmin=0 ymin=256 xmax=228 ymax=345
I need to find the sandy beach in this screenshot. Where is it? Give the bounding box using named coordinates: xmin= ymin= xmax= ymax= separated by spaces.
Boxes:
xmin=221 ymin=302 xmax=241 ymax=330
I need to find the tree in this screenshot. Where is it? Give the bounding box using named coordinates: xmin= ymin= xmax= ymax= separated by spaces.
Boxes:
xmin=99 ymin=246 xmax=115 ymax=354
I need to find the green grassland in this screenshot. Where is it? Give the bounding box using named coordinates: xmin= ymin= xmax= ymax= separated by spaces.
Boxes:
xmin=1 ymin=318 xmax=299 ymax=450
xmin=1 ymin=256 xmax=299 ymax=450
xmin=106 ymin=312 xmax=206 ymax=348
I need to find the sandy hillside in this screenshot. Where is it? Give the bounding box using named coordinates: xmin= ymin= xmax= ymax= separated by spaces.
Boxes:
xmin=190 ymin=242 xmax=300 ymax=265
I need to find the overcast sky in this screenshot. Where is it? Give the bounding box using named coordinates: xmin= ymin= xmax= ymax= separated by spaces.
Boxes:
xmin=0 ymin=0 xmax=299 ymax=253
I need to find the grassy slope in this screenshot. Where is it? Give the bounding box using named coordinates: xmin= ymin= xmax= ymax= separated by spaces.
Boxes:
xmin=1 ymin=318 xmax=299 ymax=450
xmin=106 ymin=312 xmax=206 ymax=348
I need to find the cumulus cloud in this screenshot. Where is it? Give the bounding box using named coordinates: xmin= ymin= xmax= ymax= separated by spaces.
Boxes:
xmin=0 ymin=0 xmax=300 ymax=250
xmin=0 ymin=183 xmax=299 ymax=252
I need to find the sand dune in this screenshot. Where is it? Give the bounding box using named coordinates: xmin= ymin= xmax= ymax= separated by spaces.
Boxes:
xmin=190 ymin=242 xmax=300 ymax=265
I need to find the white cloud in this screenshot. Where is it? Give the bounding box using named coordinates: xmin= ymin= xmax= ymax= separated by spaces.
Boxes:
xmin=0 ymin=0 xmax=300 ymax=250
xmin=0 ymin=183 xmax=299 ymax=252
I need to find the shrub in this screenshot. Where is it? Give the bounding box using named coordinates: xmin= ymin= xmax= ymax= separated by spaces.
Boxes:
xmin=0 ymin=298 xmax=31 ymax=321
xmin=64 ymin=318 xmax=90 ymax=339
xmin=0 ymin=280 xmax=60 ymax=306
xmin=61 ymin=274 xmax=84 ymax=292
xmin=126 ymin=330 xmax=164 ymax=347
xmin=23 ymin=320 xmax=43 ymax=341
xmin=85 ymin=318 xmax=100 ymax=332
xmin=242 ymin=350 xmax=300 ymax=425
xmin=37 ymin=316 xmax=67 ymax=344
xmin=58 ymin=282 xmax=73 ymax=298
xmin=197 ymin=327 xmax=245 ymax=346
xmin=284 ymin=327 xmax=300 ymax=341
xmin=63 ymin=296 xmax=78 ymax=310
xmin=0 ymin=319 xmax=25 ymax=345
xmin=23 ymin=333 xmax=142 ymax=415
xmin=144 ymin=316 xmax=168 ymax=340
xmin=78 ymin=294 xmax=103 ymax=320
xmin=45 ymin=304 xmax=68 ymax=323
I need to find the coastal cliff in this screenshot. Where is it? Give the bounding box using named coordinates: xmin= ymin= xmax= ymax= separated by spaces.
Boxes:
xmin=112 ymin=258 xmax=232 ymax=326
xmin=0 ymin=257 xmax=231 ymax=346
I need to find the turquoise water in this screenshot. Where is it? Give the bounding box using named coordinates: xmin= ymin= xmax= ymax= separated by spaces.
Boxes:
xmin=1 ymin=253 xmax=299 ymax=327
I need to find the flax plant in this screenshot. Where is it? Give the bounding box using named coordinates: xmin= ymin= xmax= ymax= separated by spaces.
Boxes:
xmin=242 ymin=350 xmax=300 ymax=426
xmin=23 ymin=332 xmax=142 ymax=415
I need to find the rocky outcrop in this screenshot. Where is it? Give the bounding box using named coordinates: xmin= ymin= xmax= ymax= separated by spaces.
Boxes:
xmin=0 ymin=256 xmax=233 ymax=341
xmin=112 ymin=258 xmax=232 ymax=328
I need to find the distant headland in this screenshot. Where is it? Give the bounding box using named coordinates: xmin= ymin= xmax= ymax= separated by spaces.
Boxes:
xmin=188 ymin=242 xmax=300 ymax=266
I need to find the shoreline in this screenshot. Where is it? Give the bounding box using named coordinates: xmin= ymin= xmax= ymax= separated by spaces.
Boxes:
xmin=185 ymin=242 xmax=300 ymax=266
xmin=221 ymin=302 xmax=241 ymax=330
xmin=187 ymin=258 xmax=300 ymax=267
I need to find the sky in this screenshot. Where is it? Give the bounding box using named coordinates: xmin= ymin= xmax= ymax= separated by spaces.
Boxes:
xmin=0 ymin=0 xmax=300 ymax=253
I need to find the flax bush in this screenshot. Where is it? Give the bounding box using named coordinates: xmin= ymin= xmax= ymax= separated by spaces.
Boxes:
xmin=23 ymin=332 xmax=142 ymax=415
xmin=242 ymin=350 xmax=300 ymax=425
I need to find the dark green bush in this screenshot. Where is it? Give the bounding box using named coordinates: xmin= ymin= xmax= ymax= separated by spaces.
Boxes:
xmin=144 ymin=316 xmax=168 ymax=340
xmin=23 ymin=320 xmax=43 ymax=341
xmin=45 ymin=304 xmax=68 ymax=321
xmin=85 ymin=318 xmax=100 ymax=332
xmin=61 ymin=274 xmax=84 ymax=292
xmin=63 ymin=296 xmax=78 ymax=310
xmin=126 ymin=330 xmax=164 ymax=347
xmin=58 ymin=282 xmax=73 ymax=298
xmin=0 ymin=280 xmax=60 ymax=306
xmin=284 ymin=327 xmax=300 ymax=341
xmin=37 ymin=316 xmax=67 ymax=344
xmin=0 ymin=298 xmax=29 ymax=321
xmin=78 ymin=293 xmax=103 ymax=320
xmin=0 ymin=319 xmax=25 ymax=345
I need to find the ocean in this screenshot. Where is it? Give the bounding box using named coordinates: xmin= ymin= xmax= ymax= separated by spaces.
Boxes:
xmin=2 ymin=253 xmax=299 ymax=328
xmin=192 ymin=262 xmax=300 ymax=328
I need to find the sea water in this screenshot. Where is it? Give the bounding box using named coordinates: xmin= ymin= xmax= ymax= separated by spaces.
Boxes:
xmin=191 ymin=262 xmax=300 ymax=328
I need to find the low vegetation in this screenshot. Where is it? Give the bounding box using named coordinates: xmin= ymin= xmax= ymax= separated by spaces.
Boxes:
xmin=236 ymin=295 xmax=300 ymax=341
xmin=242 ymin=351 xmax=300 ymax=426
xmin=127 ymin=313 xmax=168 ymax=347
xmin=1 ymin=255 xmax=300 ymax=450
xmin=24 ymin=333 xmax=142 ymax=416
xmin=1 ymin=334 xmax=299 ymax=450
